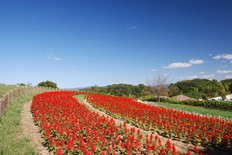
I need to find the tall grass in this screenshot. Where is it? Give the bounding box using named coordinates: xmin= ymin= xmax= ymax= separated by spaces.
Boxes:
xmin=0 ymin=84 xmax=17 ymax=98
xmin=0 ymin=92 xmax=36 ymax=155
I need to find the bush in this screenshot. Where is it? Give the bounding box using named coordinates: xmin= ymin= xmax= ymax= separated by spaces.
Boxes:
xmin=143 ymin=97 xmax=232 ymax=110
xmin=37 ymin=80 xmax=58 ymax=89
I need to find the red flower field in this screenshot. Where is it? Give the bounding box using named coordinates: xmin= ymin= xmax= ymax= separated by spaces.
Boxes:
xmin=31 ymin=91 xmax=231 ymax=154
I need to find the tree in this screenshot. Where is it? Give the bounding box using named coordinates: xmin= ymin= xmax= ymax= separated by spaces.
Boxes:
xmin=221 ymin=78 xmax=232 ymax=93
xmin=37 ymin=80 xmax=58 ymax=89
xmin=146 ymin=73 xmax=168 ymax=102
xmin=17 ymin=83 xmax=26 ymax=86
xmin=26 ymin=82 xmax=32 ymax=87
xmin=168 ymin=84 xmax=181 ymax=97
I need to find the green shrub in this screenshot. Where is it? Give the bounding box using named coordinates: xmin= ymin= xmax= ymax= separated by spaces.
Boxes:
xmin=143 ymin=97 xmax=232 ymax=110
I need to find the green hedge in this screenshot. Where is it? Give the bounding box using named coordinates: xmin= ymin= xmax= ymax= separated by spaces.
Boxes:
xmin=143 ymin=97 xmax=232 ymax=110
xmin=178 ymin=100 xmax=232 ymax=110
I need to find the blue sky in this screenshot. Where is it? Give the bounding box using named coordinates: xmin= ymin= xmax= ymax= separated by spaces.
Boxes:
xmin=0 ymin=0 xmax=232 ymax=88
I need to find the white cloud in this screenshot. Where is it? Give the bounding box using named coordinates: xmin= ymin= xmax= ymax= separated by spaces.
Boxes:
xmin=202 ymin=74 xmax=215 ymax=78
xmin=163 ymin=73 xmax=168 ymax=76
xmin=213 ymin=55 xmax=223 ymax=59
xmin=175 ymin=76 xmax=185 ymax=79
xmin=221 ymin=65 xmax=228 ymax=68
xmin=224 ymin=54 xmax=232 ymax=60
xmin=216 ymin=70 xmax=232 ymax=74
xmin=47 ymin=54 xmax=62 ymax=61
xmin=187 ymin=75 xmax=199 ymax=79
xmin=199 ymin=71 xmax=205 ymax=74
xmin=129 ymin=25 xmax=136 ymax=29
xmin=52 ymin=57 xmax=62 ymax=61
xmin=213 ymin=54 xmax=232 ymax=60
xmin=189 ymin=59 xmax=205 ymax=65
xmin=164 ymin=62 xmax=192 ymax=69
xmin=164 ymin=58 xmax=204 ymax=69
xmin=151 ymin=69 xmax=157 ymax=72
xmin=226 ymin=75 xmax=232 ymax=79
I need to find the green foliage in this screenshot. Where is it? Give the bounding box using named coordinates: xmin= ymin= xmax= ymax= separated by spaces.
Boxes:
xmin=37 ymin=80 xmax=58 ymax=89
xmin=81 ymin=78 xmax=232 ymax=101
xmin=221 ymin=78 xmax=232 ymax=93
xmin=16 ymin=83 xmax=32 ymax=87
xmin=17 ymin=83 xmax=26 ymax=86
xmin=169 ymin=78 xmax=230 ymax=99
xmin=146 ymin=97 xmax=232 ymax=110
xmin=0 ymin=84 xmax=16 ymax=98
xmin=81 ymin=83 xmax=149 ymax=98
xmin=168 ymin=84 xmax=181 ymax=97
xmin=0 ymin=93 xmax=36 ymax=155
xmin=148 ymin=102 xmax=232 ymax=119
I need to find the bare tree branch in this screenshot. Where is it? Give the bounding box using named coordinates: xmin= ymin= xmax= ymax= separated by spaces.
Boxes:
xmin=146 ymin=73 xmax=169 ymax=102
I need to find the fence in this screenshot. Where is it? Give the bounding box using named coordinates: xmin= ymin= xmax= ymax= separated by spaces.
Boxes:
xmin=0 ymin=86 xmax=55 ymax=116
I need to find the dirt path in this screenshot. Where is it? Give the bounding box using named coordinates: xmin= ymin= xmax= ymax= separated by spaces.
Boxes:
xmin=79 ymin=98 xmax=198 ymax=154
xmin=20 ymin=101 xmax=50 ymax=155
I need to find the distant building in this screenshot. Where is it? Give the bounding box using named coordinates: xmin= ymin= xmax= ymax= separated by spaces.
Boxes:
xmin=209 ymin=96 xmax=222 ymax=101
xmin=209 ymin=94 xmax=232 ymax=101
xmin=225 ymin=94 xmax=232 ymax=101
xmin=172 ymin=94 xmax=196 ymax=101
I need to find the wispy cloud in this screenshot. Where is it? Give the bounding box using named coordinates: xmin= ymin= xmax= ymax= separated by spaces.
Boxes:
xmin=163 ymin=73 xmax=168 ymax=76
xmin=52 ymin=57 xmax=62 ymax=61
xmin=175 ymin=76 xmax=185 ymax=80
xmin=129 ymin=25 xmax=136 ymax=29
xmin=221 ymin=65 xmax=228 ymax=68
xmin=47 ymin=54 xmax=62 ymax=61
xmin=226 ymin=75 xmax=232 ymax=79
xmin=176 ymin=74 xmax=216 ymax=81
xmin=151 ymin=69 xmax=157 ymax=72
xmin=164 ymin=62 xmax=192 ymax=69
xmin=213 ymin=53 xmax=232 ymax=61
xmin=189 ymin=59 xmax=205 ymax=65
xmin=199 ymin=71 xmax=205 ymax=74
xmin=187 ymin=75 xmax=199 ymax=79
xmin=202 ymin=74 xmax=215 ymax=78
xmin=164 ymin=59 xmax=204 ymax=69
xmin=216 ymin=70 xmax=232 ymax=74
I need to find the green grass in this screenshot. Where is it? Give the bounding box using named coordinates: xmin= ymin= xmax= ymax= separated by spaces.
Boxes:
xmin=0 ymin=92 xmax=36 ymax=155
xmin=0 ymin=84 xmax=17 ymax=98
xmin=147 ymin=101 xmax=232 ymax=119
xmin=75 ymin=94 xmax=85 ymax=101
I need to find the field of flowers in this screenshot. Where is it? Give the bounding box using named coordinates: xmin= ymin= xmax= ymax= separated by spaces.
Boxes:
xmin=85 ymin=94 xmax=232 ymax=149
xmin=31 ymin=91 xmax=201 ymax=155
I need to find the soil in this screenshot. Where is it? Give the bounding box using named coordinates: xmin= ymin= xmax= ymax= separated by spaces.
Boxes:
xmin=19 ymin=97 xmax=228 ymax=155
xmin=19 ymin=101 xmax=50 ymax=155
xmin=80 ymin=98 xmax=198 ymax=154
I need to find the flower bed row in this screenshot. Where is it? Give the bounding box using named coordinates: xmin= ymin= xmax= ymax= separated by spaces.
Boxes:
xmin=85 ymin=93 xmax=232 ymax=149
xmin=32 ymin=91 xmax=199 ymax=155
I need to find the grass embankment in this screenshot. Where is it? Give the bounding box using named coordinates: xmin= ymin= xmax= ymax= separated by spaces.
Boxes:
xmin=0 ymin=92 xmax=35 ymax=155
xmin=147 ymin=101 xmax=232 ymax=119
xmin=0 ymin=84 xmax=17 ymax=98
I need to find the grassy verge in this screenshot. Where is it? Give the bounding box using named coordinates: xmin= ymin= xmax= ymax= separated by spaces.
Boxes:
xmin=0 ymin=92 xmax=36 ymax=155
xmin=147 ymin=101 xmax=232 ymax=119
xmin=75 ymin=94 xmax=85 ymax=101
xmin=0 ymin=84 xmax=16 ymax=98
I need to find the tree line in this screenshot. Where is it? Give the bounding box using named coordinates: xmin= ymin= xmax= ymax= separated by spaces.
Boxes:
xmin=81 ymin=78 xmax=232 ymax=100
xmin=81 ymin=83 xmax=149 ymax=98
